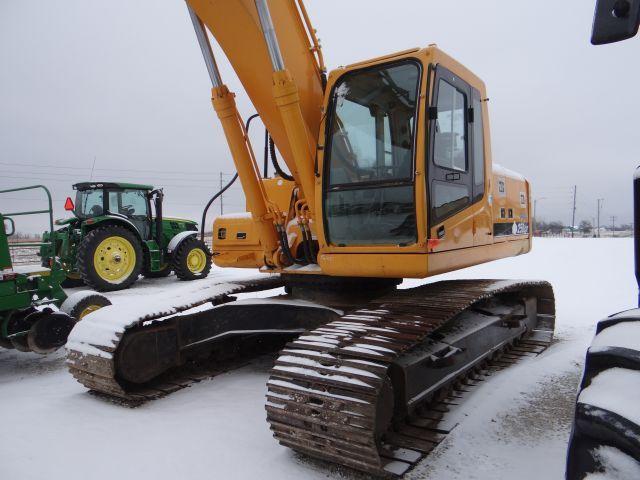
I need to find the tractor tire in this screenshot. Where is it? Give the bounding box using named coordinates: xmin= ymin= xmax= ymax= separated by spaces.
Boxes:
xmin=143 ymin=264 xmax=172 ymax=279
xmin=172 ymin=236 xmax=212 ymax=281
xmin=60 ymin=291 xmax=112 ymax=320
xmin=77 ymin=226 xmax=143 ymax=292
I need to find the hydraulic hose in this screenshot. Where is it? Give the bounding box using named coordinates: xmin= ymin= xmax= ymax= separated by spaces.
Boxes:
xmin=200 ymin=114 xmax=260 ymax=241
xmin=269 ymin=136 xmax=294 ymax=181
xmin=305 ymin=226 xmax=317 ymax=263
xmin=300 ymin=226 xmax=313 ymax=264
xmin=277 ymin=225 xmax=297 ymax=265
xmin=200 ymin=173 xmax=238 ymax=241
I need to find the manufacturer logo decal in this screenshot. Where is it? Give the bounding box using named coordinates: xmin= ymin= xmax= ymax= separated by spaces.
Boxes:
xmin=512 ymin=222 xmax=529 ymax=235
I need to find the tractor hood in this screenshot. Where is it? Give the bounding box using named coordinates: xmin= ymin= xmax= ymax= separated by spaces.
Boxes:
xmin=161 ymin=217 xmax=197 ymax=225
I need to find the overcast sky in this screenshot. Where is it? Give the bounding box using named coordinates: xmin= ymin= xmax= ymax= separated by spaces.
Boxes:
xmin=2 ymin=0 xmax=639 ymax=234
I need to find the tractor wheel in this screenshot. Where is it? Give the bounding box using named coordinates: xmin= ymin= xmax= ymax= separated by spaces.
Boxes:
xmin=172 ymin=237 xmax=212 ymax=281
xmin=143 ymin=264 xmax=172 ymax=279
xmin=60 ymin=291 xmax=112 ymax=320
xmin=77 ymin=226 xmax=143 ymax=292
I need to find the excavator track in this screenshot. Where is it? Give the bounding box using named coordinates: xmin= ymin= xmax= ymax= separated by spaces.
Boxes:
xmin=265 ymin=279 xmax=555 ymax=477
xmin=67 ymin=275 xmax=287 ymax=404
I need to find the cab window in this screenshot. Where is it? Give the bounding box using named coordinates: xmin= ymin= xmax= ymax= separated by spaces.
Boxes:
xmin=75 ymin=189 xmax=105 ymax=218
xmin=108 ymin=190 xmax=148 ymax=217
xmin=433 ymin=80 xmax=467 ymax=172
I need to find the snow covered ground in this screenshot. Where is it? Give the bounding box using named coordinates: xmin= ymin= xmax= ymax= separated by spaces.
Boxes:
xmin=0 ymin=238 xmax=635 ymax=480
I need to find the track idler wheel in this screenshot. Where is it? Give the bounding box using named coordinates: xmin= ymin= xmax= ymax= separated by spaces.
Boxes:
xmin=26 ymin=310 xmax=76 ymax=354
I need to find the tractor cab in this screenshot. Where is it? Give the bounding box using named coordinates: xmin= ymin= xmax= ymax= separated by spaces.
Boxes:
xmin=43 ymin=182 xmax=210 ymax=292
xmin=71 ymin=182 xmax=156 ymax=239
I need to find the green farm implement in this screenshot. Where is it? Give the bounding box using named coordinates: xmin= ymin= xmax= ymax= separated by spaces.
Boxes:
xmin=41 ymin=182 xmax=212 ymax=292
xmin=0 ymin=185 xmax=110 ymax=354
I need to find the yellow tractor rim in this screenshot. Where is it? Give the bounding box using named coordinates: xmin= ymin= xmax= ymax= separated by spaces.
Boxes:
xmin=187 ymin=248 xmax=207 ymax=274
xmin=93 ymin=236 xmax=136 ymax=283
xmin=79 ymin=304 xmax=102 ymax=319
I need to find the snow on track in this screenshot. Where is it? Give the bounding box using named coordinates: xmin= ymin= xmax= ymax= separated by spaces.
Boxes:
xmin=66 ymin=271 xmax=276 ymax=358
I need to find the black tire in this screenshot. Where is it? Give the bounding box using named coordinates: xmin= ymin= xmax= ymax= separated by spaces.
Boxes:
xmin=77 ymin=226 xmax=143 ymax=292
xmin=566 ymin=311 xmax=640 ymax=479
xmin=143 ymin=264 xmax=172 ymax=279
xmin=172 ymin=237 xmax=212 ymax=281
xmin=61 ymin=292 xmax=112 ymax=320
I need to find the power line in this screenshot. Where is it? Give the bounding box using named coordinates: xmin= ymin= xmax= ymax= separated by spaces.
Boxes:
xmin=0 ymin=175 xmax=242 ymax=190
xmin=0 ymin=169 xmax=239 ymax=185
xmin=0 ymin=161 xmax=237 ymax=177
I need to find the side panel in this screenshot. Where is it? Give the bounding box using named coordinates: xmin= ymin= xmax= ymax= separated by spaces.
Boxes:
xmin=491 ymin=167 xmax=531 ymax=244
xmin=319 ymin=239 xmax=530 ymax=278
xmin=161 ymin=218 xmax=197 ymax=248
xmin=212 ymin=215 xmax=264 ymax=268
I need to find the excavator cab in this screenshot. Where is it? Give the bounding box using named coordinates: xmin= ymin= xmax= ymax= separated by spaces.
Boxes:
xmin=314 ymin=48 xmax=515 ymax=279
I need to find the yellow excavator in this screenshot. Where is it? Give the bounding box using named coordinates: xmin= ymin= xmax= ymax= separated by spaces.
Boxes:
xmin=67 ymin=1 xmax=555 ymax=476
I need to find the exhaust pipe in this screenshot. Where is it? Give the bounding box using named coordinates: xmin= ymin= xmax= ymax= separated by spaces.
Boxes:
xmin=634 ymin=166 xmax=640 ymax=306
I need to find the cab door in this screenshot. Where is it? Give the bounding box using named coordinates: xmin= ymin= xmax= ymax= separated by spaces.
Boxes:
xmin=427 ymin=66 xmax=474 ymax=251
xmin=108 ymin=189 xmax=151 ymax=240
xmin=470 ymin=87 xmax=492 ymax=246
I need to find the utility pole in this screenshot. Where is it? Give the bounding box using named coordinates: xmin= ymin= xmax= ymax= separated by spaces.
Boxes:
xmin=571 ymin=185 xmax=577 ymax=238
xmin=611 ymin=215 xmax=617 ymax=238
xmin=533 ymin=197 xmax=547 ymax=235
xmin=597 ymin=198 xmax=604 ymax=238
xmin=219 ymin=172 xmax=224 ymax=216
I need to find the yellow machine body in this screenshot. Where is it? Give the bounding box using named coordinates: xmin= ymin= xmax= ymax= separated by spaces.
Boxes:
xmin=209 ymin=41 xmax=531 ymax=278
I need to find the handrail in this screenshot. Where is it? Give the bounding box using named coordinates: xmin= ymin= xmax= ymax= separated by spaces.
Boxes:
xmin=294 ymin=0 xmax=326 ymax=76
xmin=0 ymin=185 xmax=55 ymax=250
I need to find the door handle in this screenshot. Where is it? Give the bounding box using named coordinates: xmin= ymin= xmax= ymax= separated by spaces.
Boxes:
xmin=437 ymin=225 xmax=445 ymax=239
xmin=445 ymin=172 xmax=461 ymax=181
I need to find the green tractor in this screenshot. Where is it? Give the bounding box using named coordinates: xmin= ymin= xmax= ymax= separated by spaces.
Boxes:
xmin=1 ymin=185 xmax=111 ymax=354
xmin=41 ymin=182 xmax=212 ymax=292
